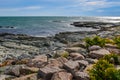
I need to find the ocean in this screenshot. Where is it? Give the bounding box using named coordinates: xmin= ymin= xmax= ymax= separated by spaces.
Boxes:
xmin=0 ymin=16 xmax=120 ymax=37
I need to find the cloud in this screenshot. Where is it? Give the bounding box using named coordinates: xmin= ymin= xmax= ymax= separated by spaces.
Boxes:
xmin=0 ymin=6 xmax=42 ymax=11
xmin=62 ymin=0 xmax=120 ymax=11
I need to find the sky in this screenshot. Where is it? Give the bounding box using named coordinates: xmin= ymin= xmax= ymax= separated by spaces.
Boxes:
xmin=0 ymin=0 xmax=120 ymax=16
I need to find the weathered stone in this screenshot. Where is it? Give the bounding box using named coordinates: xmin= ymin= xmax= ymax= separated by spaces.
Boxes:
xmin=105 ymin=44 xmax=118 ymax=49
xmin=84 ymin=65 xmax=94 ymax=73
xmin=5 ymin=65 xmax=22 ymax=77
xmin=47 ymin=57 xmax=68 ymax=68
xmin=88 ymin=49 xmax=111 ymax=59
xmin=0 ymin=75 xmax=15 ymax=80
xmin=65 ymin=47 xmax=86 ymax=53
xmin=106 ymin=48 xmax=120 ymax=55
xmin=88 ymin=45 xmax=101 ymax=51
xmin=70 ymin=53 xmax=85 ymax=60
xmin=27 ymin=55 xmax=48 ymax=68
xmin=63 ymin=60 xmax=79 ymax=74
xmin=38 ymin=66 xmax=64 ymax=80
xmin=85 ymin=58 xmax=98 ymax=64
xmin=51 ymin=71 xmax=73 ymax=80
xmin=70 ymin=42 xmax=86 ymax=48
xmin=77 ymin=60 xmax=89 ymax=67
xmin=11 ymin=73 xmax=38 ymax=80
xmin=5 ymin=65 xmax=36 ymax=77
xmin=53 ymin=50 xmax=69 ymax=58
xmin=74 ymin=72 xmax=90 ymax=80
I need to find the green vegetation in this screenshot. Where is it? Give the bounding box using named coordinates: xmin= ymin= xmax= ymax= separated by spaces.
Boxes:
xmin=89 ymin=54 xmax=120 ymax=80
xmin=84 ymin=35 xmax=120 ymax=48
xmin=85 ymin=36 xmax=105 ymax=47
xmin=53 ymin=51 xmax=69 ymax=58
xmin=102 ymin=54 xmax=120 ymax=65
xmin=113 ymin=36 xmax=120 ymax=48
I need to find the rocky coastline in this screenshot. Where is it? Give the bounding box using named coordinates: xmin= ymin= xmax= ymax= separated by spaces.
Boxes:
xmin=0 ymin=22 xmax=120 ymax=80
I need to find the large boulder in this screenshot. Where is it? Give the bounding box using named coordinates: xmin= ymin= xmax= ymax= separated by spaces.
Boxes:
xmin=88 ymin=49 xmax=111 ymax=59
xmin=70 ymin=53 xmax=85 ymax=60
xmin=74 ymin=72 xmax=90 ymax=80
xmin=88 ymin=45 xmax=101 ymax=51
xmin=38 ymin=66 xmax=64 ymax=80
xmin=51 ymin=71 xmax=73 ymax=80
xmin=63 ymin=60 xmax=79 ymax=74
xmin=76 ymin=60 xmax=89 ymax=71
xmin=5 ymin=65 xmax=36 ymax=77
xmin=47 ymin=57 xmax=68 ymax=68
xmin=27 ymin=55 xmax=48 ymax=68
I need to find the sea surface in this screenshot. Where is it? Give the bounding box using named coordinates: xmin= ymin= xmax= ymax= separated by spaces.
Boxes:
xmin=0 ymin=16 xmax=120 ymax=37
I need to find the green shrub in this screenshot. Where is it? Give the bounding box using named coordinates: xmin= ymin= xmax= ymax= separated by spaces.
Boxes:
xmin=85 ymin=36 xmax=105 ymax=48
xmin=113 ymin=36 xmax=120 ymax=48
xmin=105 ymin=68 xmax=120 ymax=80
xmin=102 ymin=54 xmax=120 ymax=65
xmin=89 ymin=59 xmax=120 ymax=80
xmin=89 ymin=60 xmax=114 ymax=80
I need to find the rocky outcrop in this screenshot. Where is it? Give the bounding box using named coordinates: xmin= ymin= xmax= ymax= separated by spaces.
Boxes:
xmin=70 ymin=53 xmax=85 ymax=60
xmin=38 ymin=66 xmax=64 ymax=80
xmin=74 ymin=72 xmax=90 ymax=80
xmin=51 ymin=71 xmax=73 ymax=80
xmin=71 ymin=22 xmax=117 ymax=30
xmin=88 ymin=49 xmax=111 ymax=59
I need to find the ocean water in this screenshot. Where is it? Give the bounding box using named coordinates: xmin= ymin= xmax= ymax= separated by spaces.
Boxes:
xmin=0 ymin=16 xmax=120 ymax=37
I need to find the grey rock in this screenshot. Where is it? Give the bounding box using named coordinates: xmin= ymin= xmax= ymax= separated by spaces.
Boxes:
xmin=51 ymin=71 xmax=73 ymax=80
xmin=74 ymin=72 xmax=90 ymax=80
xmin=88 ymin=45 xmax=101 ymax=51
xmin=63 ymin=60 xmax=79 ymax=75
xmin=88 ymin=49 xmax=110 ymax=59
xmin=38 ymin=66 xmax=64 ymax=80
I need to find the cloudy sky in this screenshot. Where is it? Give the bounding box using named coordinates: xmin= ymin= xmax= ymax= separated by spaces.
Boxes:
xmin=0 ymin=0 xmax=120 ymax=16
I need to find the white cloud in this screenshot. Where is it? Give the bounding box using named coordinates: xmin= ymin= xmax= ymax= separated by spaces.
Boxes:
xmin=66 ymin=0 xmax=120 ymax=11
xmin=0 ymin=6 xmax=42 ymax=11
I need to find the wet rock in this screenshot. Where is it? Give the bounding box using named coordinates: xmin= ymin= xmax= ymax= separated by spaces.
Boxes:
xmin=38 ymin=66 xmax=64 ymax=80
xmin=88 ymin=49 xmax=111 ymax=59
xmin=63 ymin=60 xmax=79 ymax=74
xmin=51 ymin=71 xmax=73 ymax=80
xmin=70 ymin=53 xmax=85 ymax=60
xmin=88 ymin=45 xmax=101 ymax=51
xmin=74 ymin=72 xmax=90 ymax=80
